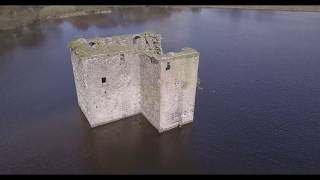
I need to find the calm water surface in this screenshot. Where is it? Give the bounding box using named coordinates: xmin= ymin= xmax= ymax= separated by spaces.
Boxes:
xmin=1 ymin=7 xmax=320 ymax=174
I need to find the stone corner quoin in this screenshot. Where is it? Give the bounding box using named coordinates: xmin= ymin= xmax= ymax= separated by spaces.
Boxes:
xmin=69 ymin=31 xmax=200 ymax=133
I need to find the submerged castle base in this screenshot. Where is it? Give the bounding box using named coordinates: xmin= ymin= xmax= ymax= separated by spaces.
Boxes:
xmin=69 ymin=32 xmax=199 ymax=133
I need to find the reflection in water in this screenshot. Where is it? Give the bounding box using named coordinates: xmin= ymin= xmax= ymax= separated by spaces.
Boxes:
xmin=79 ymin=111 xmax=198 ymax=174
xmin=65 ymin=7 xmax=183 ymax=31
xmin=228 ymin=9 xmax=244 ymax=21
xmin=0 ymin=19 xmax=66 ymax=56
xmin=190 ymin=7 xmax=202 ymax=13
xmin=0 ymin=7 xmax=182 ymax=55
xmin=0 ymin=23 xmax=45 ymax=55
xmin=253 ymin=11 xmax=275 ymax=22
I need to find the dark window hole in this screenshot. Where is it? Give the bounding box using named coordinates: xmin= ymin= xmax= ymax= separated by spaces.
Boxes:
xmin=120 ymin=54 xmax=125 ymax=65
xmin=89 ymin=42 xmax=96 ymax=46
xmin=120 ymin=53 xmax=125 ymax=60
xmin=102 ymin=77 xmax=106 ymax=83
xmin=150 ymin=57 xmax=158 ymax=64
xmin=166 ymin=62 xmax=171 ymax=71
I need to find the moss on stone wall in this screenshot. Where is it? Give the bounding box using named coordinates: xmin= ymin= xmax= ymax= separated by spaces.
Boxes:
xmin=69 ymin=35 xmax=134 ymax=59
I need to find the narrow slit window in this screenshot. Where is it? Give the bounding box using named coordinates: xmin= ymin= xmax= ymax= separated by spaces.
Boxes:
xmin=166 ymin=62 xmax=171 ymax=70
xmin=101 ymin=77 xmax=106 ymax=83
xmin=120 ymin=54 xmax=125 ymax=65
xmin=120 ymin=53 xmax=125 ymax=61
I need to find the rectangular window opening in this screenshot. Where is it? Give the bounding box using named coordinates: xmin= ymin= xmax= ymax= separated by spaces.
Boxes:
xmin=101 ymin=77 xmax=106 ymax=83
xmin=120 ymin=53 xmax=125 ymax=61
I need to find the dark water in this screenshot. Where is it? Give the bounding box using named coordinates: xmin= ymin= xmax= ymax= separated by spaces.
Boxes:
xmin=1 ymin=7 xmax=320 ymax=174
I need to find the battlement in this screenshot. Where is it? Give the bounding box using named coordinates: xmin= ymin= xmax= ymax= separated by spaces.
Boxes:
xmin=70 ymin=32 xmax=199 ymax=133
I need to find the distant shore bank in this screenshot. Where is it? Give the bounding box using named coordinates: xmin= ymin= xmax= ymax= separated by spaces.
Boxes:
xmin=0 ymin=6 xmax=114 ymax=31
xmin=1 ymin=6 xmax=320 ymax=31
xmin=204 ymin=5 xmax=320 ymax=12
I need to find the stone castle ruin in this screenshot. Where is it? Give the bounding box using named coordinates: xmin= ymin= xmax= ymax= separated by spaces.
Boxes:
xmin=69 ymin=32 xmax=199 ymax=133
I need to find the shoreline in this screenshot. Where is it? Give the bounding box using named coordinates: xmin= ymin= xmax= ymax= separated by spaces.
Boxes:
xmin=169 ymin=5 xmax=320 ymax=12
xmin=1 ymin=6 xmax=320 ymax=31
xmin=0 ymin=6 xmax=114 ymax=31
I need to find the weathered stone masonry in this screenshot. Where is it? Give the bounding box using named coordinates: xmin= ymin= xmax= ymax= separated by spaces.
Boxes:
xmin=69 ymin=32 xmax=199 ymax=133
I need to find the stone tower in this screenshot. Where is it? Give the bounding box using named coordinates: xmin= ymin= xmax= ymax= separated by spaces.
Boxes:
xmin=69 ymin=32 xmax=199 ymax=133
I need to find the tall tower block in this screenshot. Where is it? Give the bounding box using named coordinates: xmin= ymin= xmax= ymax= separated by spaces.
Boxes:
xmin=69 ymin=32 xmax=199 ymax=133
